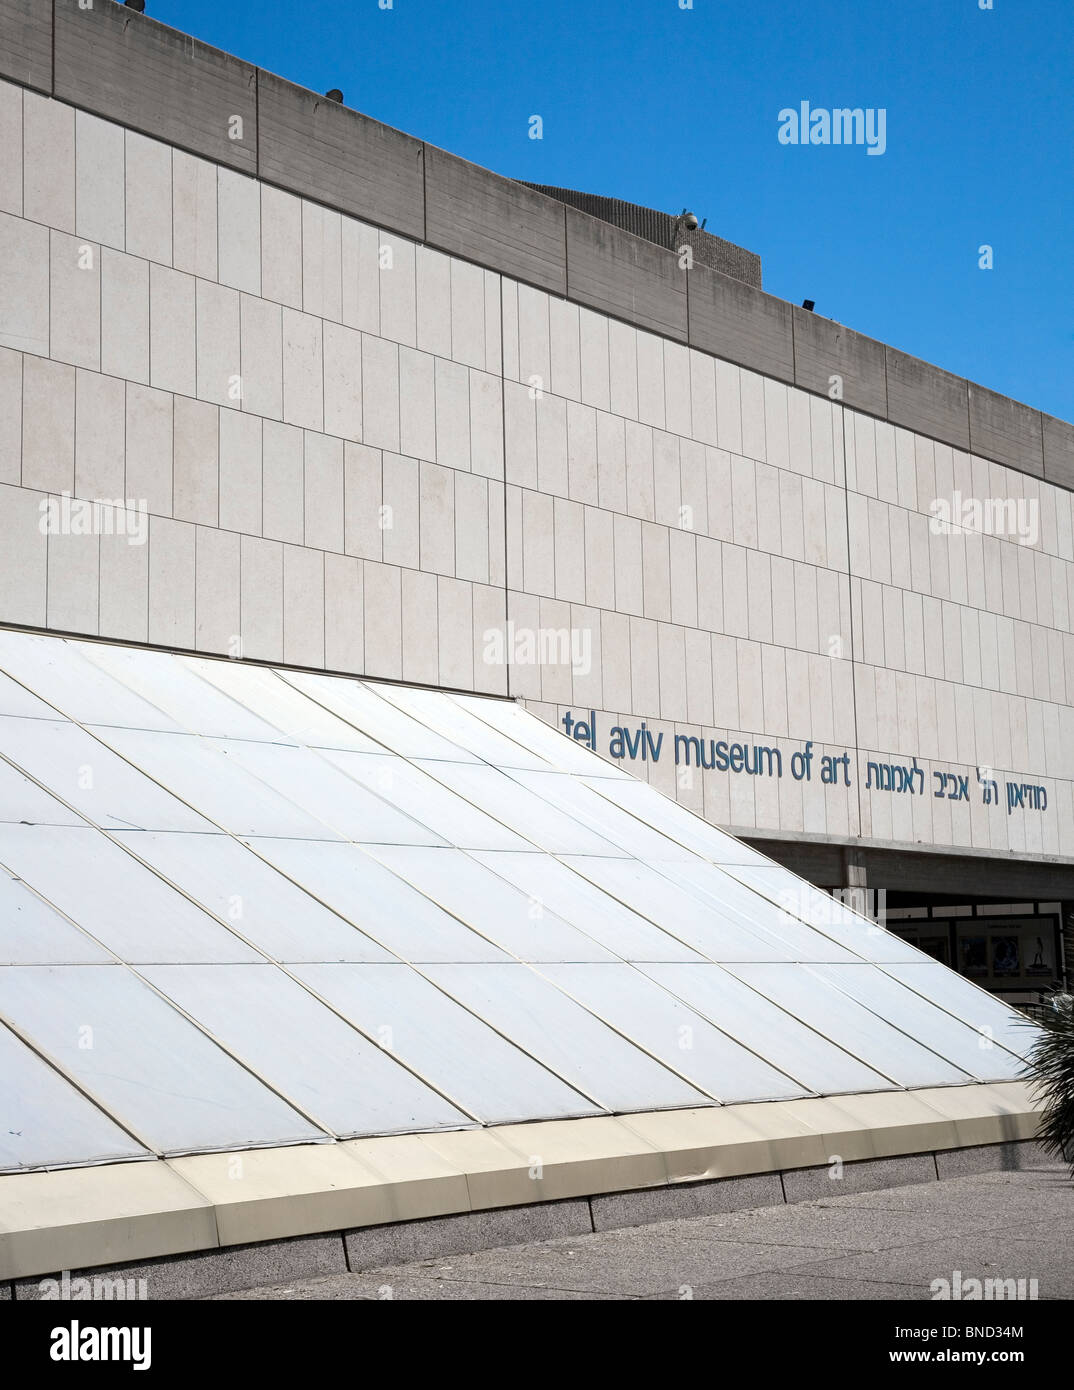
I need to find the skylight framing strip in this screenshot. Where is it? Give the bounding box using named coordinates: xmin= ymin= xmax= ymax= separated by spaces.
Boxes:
xmin=876 ymin=962 xmax=1040 ymax=1062
xmin=0 ymin=1013 xmax=161 ymax=1168
xmin=0 ymin=960 xmax=337 ymax=1153
xmin=521 ymin=960 xmax=814 ymax=1105
xmin=0 ymin=751 xmax=497 ymax=1129
xmin=0 ymin=629 xmax=1000 ymax=1141
xmin=723 ymin=963 xmax=977 ymax=1089
xmin=636 ymin=961 xmax=908 ymax=1096
xmin=563 ymin=761 xmax=930 ymax=966
xmin=805 ymin=962 xmax=1027 ymax=1079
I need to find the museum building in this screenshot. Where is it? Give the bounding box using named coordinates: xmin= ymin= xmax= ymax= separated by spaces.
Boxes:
xmin=0 ymin=0 xmax=1067 ymax=1296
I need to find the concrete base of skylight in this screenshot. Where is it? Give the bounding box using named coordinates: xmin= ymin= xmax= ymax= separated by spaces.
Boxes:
xmin=0 ymin=1082 xmax=1043 ymax=1294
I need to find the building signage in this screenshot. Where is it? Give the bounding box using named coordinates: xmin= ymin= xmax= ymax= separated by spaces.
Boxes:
xmin=560 ymin=711 xmax=1049 ymax=815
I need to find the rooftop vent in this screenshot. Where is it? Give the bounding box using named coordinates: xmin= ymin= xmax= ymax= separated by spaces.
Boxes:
xmin=521 ymin=184 xmax=761 ymax=288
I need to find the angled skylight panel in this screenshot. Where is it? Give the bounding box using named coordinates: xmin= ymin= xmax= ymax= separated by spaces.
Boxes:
xmin=450 ymin=693 xmax=631 ymax=775
xmin=724 ymin=863 xmax=928 ymax=964
xmin=240 ymin=837 xmax=515 ymax=964
xmin=141 ymin=964 xmax=472 ymax=1137
xmin=881 ymin=963 xmax=1037 ymax=1061
xmin=538 ymin=963 xmax=809 ymax=1103
xmin=470 ymin=851 xmax=704 ymax=962
xmin=295 ymin=963 xmax=603 ymax=1125
xmin=0 ymin=667 xmax=60 ymax=720
xmin=0 ymin=1022 xmax=150 ymax=1172
xmin=318 ymin=749 xmax=528 ymax=850
xmin=640 ymin=963 xmax=897 ymax=1095
xmin=578 ymin=773 xmax=776 ymax=867
xmin=657 ymin=858 xmax=860 ymax=963
xmin=92 ymin=728 xmax=344 ymax=839
xmin=0 ymin=756 xmax=85 ymax=827
xmin=507 ymin=767 xmax=695 ymax=861
xmin=559 ymin=854 xmax=804 ymax=963
xmin=807 ymin=964 xmax=1025 ymax=1081
xmin=180 ymin=657 xmax=383 ymax=752
xmin=200 ymin=739 xmax=451 ymax=846
xmin=423 ymin=962 xmax=712 ymax=1112
xmin=414 ymin=759 xmax=627 ymax=856
xmin=0 ymin=965 xmax=324 ymax=1154
xmin=373 ymin=683 xmax=555 ymax=770
xmin=0 ymin=719 xmax=215 ymax=833
xmin=0 ymin=632 xmax=182 ymax=731
xmin=366 ymin=846 xmax=619 ymax=962
xmin=79 ymin=641 xmax=286 ymax=742
xmin=0 ymin=826 xmax=263 ymax=964
xmin=281 ymin=671 xmax=480 ymax=761
xmin=110 ymin=831 xmax=397 ymax=964
xmin=0 ymin=868 xmax=111 ymax=965
xmin=727 ymin=963 xmax=974 ymax=1087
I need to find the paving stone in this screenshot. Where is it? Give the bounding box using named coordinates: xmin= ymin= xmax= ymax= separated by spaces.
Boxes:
xmin=815 ymin=1166 xmax=1071 ymax=1220
xmin=391 ymin=1227 xmax=856 ymax=1298
xmin=788 ymin=1230 xmax=1074 ymax=1301
xmin=215 ymin=1272 xmax=626 ymax=1301
xmin=645 ymin=1271 xmax=923 ymax=1301
xmin=675 ymin=1200 xmax=1000 ymax=1252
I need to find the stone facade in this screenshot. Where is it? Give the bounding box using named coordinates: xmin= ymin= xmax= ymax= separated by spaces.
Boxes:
xmin=0 ymin=9 xmax=1071 ymax=867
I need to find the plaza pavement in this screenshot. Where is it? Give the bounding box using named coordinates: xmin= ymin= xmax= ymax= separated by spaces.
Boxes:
xmin=213 ymin=1157 xmax=1072 ymax=1301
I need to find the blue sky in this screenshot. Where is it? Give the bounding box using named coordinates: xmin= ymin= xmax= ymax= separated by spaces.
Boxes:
xmin=151 ymin=0 xmax=1073 ymax=420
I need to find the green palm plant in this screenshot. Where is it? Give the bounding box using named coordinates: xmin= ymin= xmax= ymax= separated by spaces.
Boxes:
xmin=1023 ymin=993 xmax=1074 ymax=1178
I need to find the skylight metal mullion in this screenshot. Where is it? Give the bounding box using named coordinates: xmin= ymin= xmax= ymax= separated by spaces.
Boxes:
xmin=0 ymin=625 xmax=1033 ymax=1167
xmin=208 ymin=837 xmax=612 ymax=1119
xmin=725 ymin=963 xmax=974 ymax=1088
xmin=877 ymin=962 xmax=1038 ymax=1061
xmin=447 ymin=691 xmax=629 ymax=775
xmin=0 ymin=960 xmax=337 ymax=1152
xmin=554 ymin=852 xmax=807 ymax=970
xmin=77 ymin=639 xmax=291 ymax=743
xmin=804 ymin=962 xmax=1026 ymax=1079
xmin=0 ymin=726 xmax=498 ymax=1127
xmin=322 ymin=707 xmax=797 ymax=972
xmin=275 ymin=668 xmax=477 ymax=763
xmin=570 ymin=771 xmax=893 ymax=963
xmin=139 ymin=963 xmax=474 ymax=1140
xmin=0 ymin=1012 xmax=162 ymax=1167
xmin=362 ymin=681 xmax=557 ymax=771
xmin=637 ymin=962 xmax=898 ymax=1097
xmin=719 ymin=861 xmax=923 ymax=964
xmin=522 ymin=960 xmax=812 ymax=1104
xmin=645 ymin=856 xmax=860 ymax=963
xmin=575 ymin=772 xmax=769 ymax=866
xmin=0 ymin=756 xmax=365 ymax=968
